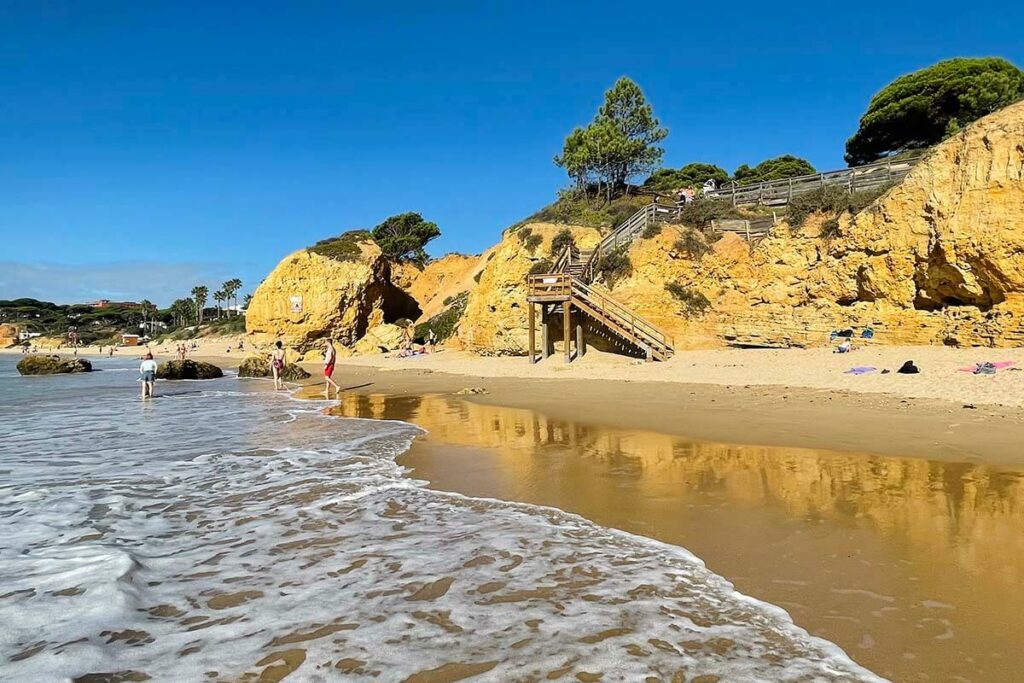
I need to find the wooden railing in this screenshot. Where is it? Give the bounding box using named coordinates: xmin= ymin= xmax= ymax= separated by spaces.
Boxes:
xmin=527 ymin=273 xmax=573 ymax=300
xmin=582 ymin=204 xmax=682 ymax=282
xmin=705 ymin=155 xmax=924 ymax=207
xmin=527 ymin=273 xmax=673 ymax=358
xmin=569 ymin=277 xmax=674 ymax=354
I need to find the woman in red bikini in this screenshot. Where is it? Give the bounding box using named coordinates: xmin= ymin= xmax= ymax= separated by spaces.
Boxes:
xmin=323 ymin=338 xmax=340 ymax=399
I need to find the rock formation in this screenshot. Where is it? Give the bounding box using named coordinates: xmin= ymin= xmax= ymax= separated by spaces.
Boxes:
xmin=16 ymin=355 xmax=92 ymax=375
xmin=352 ymin=323 xmax=407 ymax=354
xmin=406 ymin=253 xmax=485 ymax=323
xmin=157 ymin=359 xmax=224 ymax=380
xmin=246 ymin=234 xmax=420 ymax=350
xmin=237 ymin=355 xmax=311 ymax=381
xmin=0 ymin=324 xmax=19 ymax=348
xmin=249 ymin=101 xmax=1024 ymax=355
xmin=606 ymin=100 xmax=1024 ymax=349
xmin=458 ymin=223 xmax=601 ymax=355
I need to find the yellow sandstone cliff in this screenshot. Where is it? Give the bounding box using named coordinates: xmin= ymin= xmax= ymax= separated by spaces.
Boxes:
xmin=608 ymin=100 xmax=1024 ymax=349
xmin=458 ymin=223 xmax=601 ymax=355
xmin=245 ymin=237 xmax=420 ymax=349
xmin=250 ymin=101 xmax=1024 ymax=354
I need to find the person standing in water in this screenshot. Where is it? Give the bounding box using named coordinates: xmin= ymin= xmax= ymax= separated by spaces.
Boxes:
xmin=139 ymin=352 xmax=158 ymax=400
xmin=323 ymin=338 xmax=340 ymax=399
xmin=271 ymin=341 xmax=286 ymax=391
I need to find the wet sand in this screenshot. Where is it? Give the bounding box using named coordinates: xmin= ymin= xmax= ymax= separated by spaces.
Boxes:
xmin=293 ymin=365 xmax=1024 ymax=683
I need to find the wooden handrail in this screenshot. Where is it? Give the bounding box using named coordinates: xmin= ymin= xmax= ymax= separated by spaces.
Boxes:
xmin=527 ymin=272 xmax=674 ymax=359
xmin=706 ymin=155 xmax=924 ymax=206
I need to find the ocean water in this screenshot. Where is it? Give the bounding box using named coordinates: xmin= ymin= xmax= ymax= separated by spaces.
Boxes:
xmin=0 ymin=356 xmax=885 ymax=682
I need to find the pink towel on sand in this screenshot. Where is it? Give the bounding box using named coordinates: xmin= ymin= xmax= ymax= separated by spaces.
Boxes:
xmin=958 ymin=361 xmax=1016 ymax=372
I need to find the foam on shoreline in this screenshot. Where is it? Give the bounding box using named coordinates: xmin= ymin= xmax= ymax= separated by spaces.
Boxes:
xmin=0 ymin=359 xmax=885 ymax=681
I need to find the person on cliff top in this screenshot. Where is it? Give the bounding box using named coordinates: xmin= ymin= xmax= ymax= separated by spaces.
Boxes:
xmin=271 ymin=341 xmax=286 ymax=391
xmin=140 ymin=352 xmax=158 ymax=400
xmin=323 ymin=338 xmax=340 ymax=399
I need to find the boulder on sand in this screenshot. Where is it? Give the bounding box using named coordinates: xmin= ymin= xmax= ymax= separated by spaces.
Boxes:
xmin=156 ymin=359 xmax=223 ymax=380
xmin=237 ymin=355 xmax=311 ymax=381
xmin=16 ymin=355 xmax=92 ymax=375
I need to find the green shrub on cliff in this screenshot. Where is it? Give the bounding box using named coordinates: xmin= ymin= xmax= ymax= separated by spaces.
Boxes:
xmin=594 ymin=247 xmax=632 ymax=288
xmin=673 ymin=229 xmax=709 ymax=260
xmin=787 ymin=184 xmax=894 ymax=228
xmin=678 ymin=198 xmax=742 ymax=229
xmin=309 ymin=230 xmax=372 ymax=263
xmin=414 ymin=292 xmax=468 ymax=342
xmin=550 ymin=228 xmax=574 ymax=256
xmin=528 ymin=259 xmax=554 ymax=275
xmin=508 ymin=190 xmax=648 ymax=234
xmin=665 ymin=282 xmax=711 ymax=316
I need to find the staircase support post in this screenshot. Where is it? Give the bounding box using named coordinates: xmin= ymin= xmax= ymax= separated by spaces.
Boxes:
xmin=528 ymin=302 xmax=536 ymax=364
xmin=541 ymin=305 xmax=552 ymax=359
xmin=563 ymin=302 xmax=572 ymax=363
xmin=576 ymin=318 xmax=585 ymax=359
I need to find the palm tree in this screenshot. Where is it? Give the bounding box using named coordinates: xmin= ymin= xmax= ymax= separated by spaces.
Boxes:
xmin=222 ymin=278 xmax=242 ymax=315
xmin=242 ymin=293 xmax=253 ymax=311
xmin=170 ymin=298 xmax=193 ymax=327
xmin=191 ymin=286 xmax=209 ymax=324
xmin=139 ymin=299 xmax=153 ymax=333
xmin=213 ymin=290 xmax=225 ymax=319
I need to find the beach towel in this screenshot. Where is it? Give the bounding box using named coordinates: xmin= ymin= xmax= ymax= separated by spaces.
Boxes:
xmin=844 ymin=366 xmax=876 ymax=375
xmin=958 ymin=361 xmax=1016 ymax=373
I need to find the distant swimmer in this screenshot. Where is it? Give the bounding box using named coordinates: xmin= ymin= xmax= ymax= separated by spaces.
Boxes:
xmin=323 ymin=338 xmax=340 ymax=399
xmin=271 ymin=341 xmax=285 ymax=391
xmin=140 ymin=352 xmax=158 ymax=400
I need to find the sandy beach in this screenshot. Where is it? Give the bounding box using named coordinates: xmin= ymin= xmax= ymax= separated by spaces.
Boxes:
xmin=278 ymin=352 xmax=1024 ymax=683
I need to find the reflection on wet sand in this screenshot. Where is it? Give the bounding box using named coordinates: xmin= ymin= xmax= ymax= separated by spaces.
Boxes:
xmin=329 ymin=391 xmax=1024 ymax=683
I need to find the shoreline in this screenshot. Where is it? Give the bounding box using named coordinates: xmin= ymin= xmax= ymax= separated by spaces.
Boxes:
xmin=289 ymin=355 xmax=1024 ymax=466
xmin=7 ymin=350 xmax=1022 ymax=680
xmin=10 ymin=342 xmax=1024 ymax=463
xmin=289 ymin=361 xmax=1024 ymax=683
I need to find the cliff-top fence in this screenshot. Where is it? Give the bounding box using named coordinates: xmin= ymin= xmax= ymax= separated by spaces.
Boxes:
xmin=705 ymin=155 xmax=925 ymax=207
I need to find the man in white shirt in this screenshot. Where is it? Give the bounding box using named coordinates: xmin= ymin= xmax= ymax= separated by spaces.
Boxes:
xmin=140 ymin=352 xmax=158 ymax=399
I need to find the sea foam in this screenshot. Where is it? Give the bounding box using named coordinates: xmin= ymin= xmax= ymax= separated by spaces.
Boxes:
xmin=0 ymin=359 xmax=886 ymax=681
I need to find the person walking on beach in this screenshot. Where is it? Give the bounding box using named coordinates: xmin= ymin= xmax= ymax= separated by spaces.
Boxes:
xmin=323 ymin=338 xmax=340 ymax=399
xmin=271 ymin=341 xmax=286 ymax=391
xmin=140 ymin=352 xmax=158 ymax=400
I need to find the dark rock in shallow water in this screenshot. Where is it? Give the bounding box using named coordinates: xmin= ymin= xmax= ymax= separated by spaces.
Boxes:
xmin=237 ymin=355 xmax=310 ymax=381
xmin=17 ymin=355 xmax=92 ymax=375
xmin=156 ymin=359 xmax=223 ymax=380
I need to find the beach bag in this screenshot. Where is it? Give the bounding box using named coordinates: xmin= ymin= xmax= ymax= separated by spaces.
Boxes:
xmin=897 ymin=361 xmax=920 ymax=374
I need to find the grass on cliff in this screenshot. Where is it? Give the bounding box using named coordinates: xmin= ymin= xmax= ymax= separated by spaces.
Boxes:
xmin=414 ymin=291 xmax=469 ymax=343
xmin=786 ymin=184 xmax=895 ymax=228
xmin=309 ymin=230 xmax=373 ymax=262
xmin=508 ymin=189 xmax=649 ymax=234
xmin=665 ymin=282 xmax=712 ymax=316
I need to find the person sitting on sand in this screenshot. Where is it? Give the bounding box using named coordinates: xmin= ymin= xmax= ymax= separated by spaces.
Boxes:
xmin=834 ymin=340 xmax=853 ymax=354
xmin=140 ymin=353 xmax=158 ymax=400
xmin=323 ymin=338 xmax=341 ymax=399
xmin=271 ymin=341 xmax=286 ymax=391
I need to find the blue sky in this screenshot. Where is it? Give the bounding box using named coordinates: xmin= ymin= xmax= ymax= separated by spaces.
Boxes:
xmin=1 ymin=1 xmax=1022 ymax=306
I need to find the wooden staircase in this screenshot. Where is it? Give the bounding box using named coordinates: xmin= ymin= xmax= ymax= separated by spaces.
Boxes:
xmin=527 ymin=207 xmax=680 ymax=362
